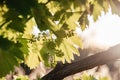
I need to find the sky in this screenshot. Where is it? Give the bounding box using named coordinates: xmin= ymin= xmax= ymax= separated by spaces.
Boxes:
xmin=76 ymin=8 xmax=120 ymax=48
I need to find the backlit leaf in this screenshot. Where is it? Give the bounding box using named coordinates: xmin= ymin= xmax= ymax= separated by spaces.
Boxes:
xmin=93 ymin=1 xmax=103 ymax=21
xmin=66 ymin=13 xmax=81 ymax=30
xmin=55 ymin=35 xmax=82 ymax=63
xmin=81 ymin=73 xmax=96 ymax=80
xmin=25 ymin=41 xmax=42 ymax=68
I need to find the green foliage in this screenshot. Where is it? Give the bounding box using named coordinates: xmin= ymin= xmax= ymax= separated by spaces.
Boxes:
xmin=79 ymin=11 xmax=89 ymax=31
xmin=92 ymin=0 xmax=109 ymax=21
xmin=81 ymin=74 xmax=96 ymax=80
xmin=99 ymin=76 xmax=109 ymax=80
xmin=15 ymin=75 xmax=29 ymax=80
xmin=55 ymin=35 xmax=82 ymax=63
xmin=18 ymin=38 xmax=29 ymax=56
xmin=74 ymin=73 xmax=109 ymax=80
xmin=92 ymin=1 xmax=103 ymax=21
xmin=0 ymin=0 xmax=119 ymax=78
xmin=31 ymin=4 xmax=53 ymax=30
xmin=0 ymin=36 xmax=26 ymax=77
xmin=0 ymin=77 xmax=5 ymax=80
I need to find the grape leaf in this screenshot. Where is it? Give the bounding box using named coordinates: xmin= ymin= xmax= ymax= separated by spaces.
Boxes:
xmin=19 ymin=38 xmax=29 ymax=55
xmin=99 ymin=76 xmax=109 ymax=80
xmin=46 ymin=1 xmax=63 ymax=15
xmin=55 ymin=35 xmax=82 ymax=63
xmin=0 ymin=36 xmax=21 ymax=77
xmin=16 ymin=75 xmax=29 ymax=80
xmin=66 ymin=13 xmax=81 ymax=30
xmin=93 ymin=1 xmax=103 ymax=21
xmin=79 ymin=12 xmax=89 ymax=31
xmin=69 ymin=35 xmax=83 ymax=50
xmin=0 ymin=50 xmax=18 ymax=77
xmin=25 ymin=52 xmax=40 ymax=69
xmin=81 ymin=73 xmax=96 ymax=80
xmin=7 ymin=20 xmax=25 ymax=32
xmin=31 ymin=4 xmax=52 ymax=30
xmin=25 ymin=41 xmax=42 ymax=68
xmin=39 ymin=40 xmax=57 ymax=66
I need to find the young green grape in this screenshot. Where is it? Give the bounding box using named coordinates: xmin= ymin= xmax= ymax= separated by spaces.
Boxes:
xmin=55 ymin=49 xmax=64 ymax=57
xmin=47 ymin=41 xmax=56 ymax=50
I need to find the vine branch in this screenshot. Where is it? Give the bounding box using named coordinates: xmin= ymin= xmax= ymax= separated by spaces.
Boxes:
xmin=41 ymin=44 xmax=120 ymax=80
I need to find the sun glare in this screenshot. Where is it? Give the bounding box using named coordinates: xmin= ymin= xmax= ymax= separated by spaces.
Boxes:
xmin=77 ymin=8 xmax=120 ymax=48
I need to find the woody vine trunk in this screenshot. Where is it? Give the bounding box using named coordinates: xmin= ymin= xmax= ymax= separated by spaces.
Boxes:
xmin=41 ymin=44 xmax=120 ymax=80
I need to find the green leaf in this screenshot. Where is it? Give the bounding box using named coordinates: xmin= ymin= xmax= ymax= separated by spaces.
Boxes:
xmin=16 ymin=75 xmax=29 ymax=80
xmin=25 ymin=52 xmax=40 ymax=69
xmin=69 ymin=35 xmax=83 ymax=50
xmin=19 ymin=38 xmax=29 ymax=55
xmin=40 ymin=42 xmax=52 ymax=66
xmin=81 ymin=73 xmax=96 ymax=80
xmin=99 ymin=76 xmax=109 ymax=80
xmin=31 ymin=4 xmax=52 ymax=30
xmin=5 ymin=0 xmax=32 ymax=17
xmin=0 ymin=49 xmax=19 ymax=77
xmin=53 ymin=11 xmax=73 ymax=30
xmin=7 ymin=20 xmax=26 ymax=32
xmin=39 ymin=39 xmax=58 ymax=66
xmin=47 ymin=1 xmax=63 ymax=15
xmin=25 ymin=41 xmax=42 ymax=68
xmin=10 ymin=43 xmax=24 ymax=60
xmin=55 ymin=35 xmax=82 ymax=63
xmin=66 ymin=13 xmax=81 ymax=30
xmin=3 ymin=9 xmax=20 ymax=22
xmin=0 ymin=36 xmax=28 ymax=77
xmin=0 ymin=36 xmax=13 ymax=50
xmin=59 ymin=38 xmax=74 ymax=62
xmin=79 ymin=12 xmax=89 ymax=31
xmin=93 ymin=1 xmax=103 ymax=21
xmin=0 ymin=77 xmax=5 ymax=80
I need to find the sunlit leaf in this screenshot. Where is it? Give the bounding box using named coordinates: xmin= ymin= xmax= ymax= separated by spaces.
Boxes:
xmin=99 ymin=76 xmax=109 ymax=80
xmin=46 ymin=1 xmax=62 ymax=14
xmin=16 ymin=75 xmax=29 ymax=80
xmin=59 ymin=38 xmax=74 ymax=62
xmin=25 ymin=41 xmax=42 ymax=68
xmin=79 ymin=12 xmax=89 ymax=31
xmin=81 ymin=73 xmax=96 ymax=80
xmin=66 ymin=13 xmax=81 ymax=30
xmin=39 ymin=39 xmax=57 ymax=66
xmin=25 ymin=52 xmax=40 ymax=69
xmin=93 ymin=1 xmax=103 ymax=21
xmin=55 ymin=35 xmax=82 ymax=63
xmin=69 ymin=35 xmax=83 ymax=50
xmin=19 ymin=38 xmax=29 ymax=55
